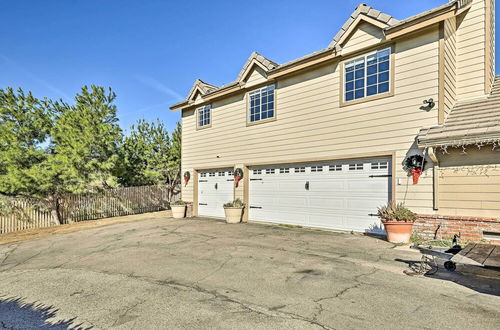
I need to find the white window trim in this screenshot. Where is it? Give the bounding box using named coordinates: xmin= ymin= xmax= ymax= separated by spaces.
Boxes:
xmin=342 ymin=47 xmax=393 ymax=104
xmin=197 ymin=105 xmax=211 ymax=129
xmin=247 ymin=84 xmax=276 ymax=125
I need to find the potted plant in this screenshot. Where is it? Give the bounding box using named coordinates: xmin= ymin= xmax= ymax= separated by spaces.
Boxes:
xmin=377 ymin=201 xmax=417 ymax=243
xmin=171 ymin=200 xmax=187 ymax=219
xmin=223 ymin=198 xmax=245 ymax=224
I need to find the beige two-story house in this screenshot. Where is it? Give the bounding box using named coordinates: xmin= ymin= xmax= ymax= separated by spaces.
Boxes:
xmin=170 ymin=0 xmax=499 ymax=241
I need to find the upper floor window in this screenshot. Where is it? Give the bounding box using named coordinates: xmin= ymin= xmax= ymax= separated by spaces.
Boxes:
xmin=197 ymin=105 xmax=211 ymax=128
xmin=344 ymin=48 xmax=391 ymax=103
xmin=249 ymin=85 xmax=275 ymax=123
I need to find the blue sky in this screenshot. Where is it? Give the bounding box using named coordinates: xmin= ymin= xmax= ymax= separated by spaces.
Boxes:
xmin=1 ymin=0 xmax=497 ymax=134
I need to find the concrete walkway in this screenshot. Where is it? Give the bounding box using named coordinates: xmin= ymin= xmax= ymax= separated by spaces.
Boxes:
xmin=0 ymin=214 xmax=499 ymax=329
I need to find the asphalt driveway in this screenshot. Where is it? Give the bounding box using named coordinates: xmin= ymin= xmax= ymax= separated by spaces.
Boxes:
xmin=0 ymin=214 xmax=499 ymax=329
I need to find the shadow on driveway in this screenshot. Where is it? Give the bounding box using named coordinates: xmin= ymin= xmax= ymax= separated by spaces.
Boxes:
xmin=395 ymin=258 xmax=500 ymax=297
xmin=0 ymin=296 xmax=91 ymax=329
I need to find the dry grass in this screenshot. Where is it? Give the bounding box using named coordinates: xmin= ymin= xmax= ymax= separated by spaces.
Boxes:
xmin=0 ymin=210 xmax=172 ymax=245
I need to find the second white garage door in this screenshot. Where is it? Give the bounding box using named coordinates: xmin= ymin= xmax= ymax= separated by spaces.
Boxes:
xmin=198 ymin=168 xmax=234 ymax=218
xmin=249 ymin=158 xmax=391 ymax=233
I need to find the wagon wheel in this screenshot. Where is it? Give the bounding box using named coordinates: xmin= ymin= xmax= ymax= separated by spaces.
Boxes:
xmin=444 ymin=261 xmax=456 ymax=272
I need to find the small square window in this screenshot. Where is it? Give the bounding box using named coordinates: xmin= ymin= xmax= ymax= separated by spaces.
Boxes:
xmin=228 ymin=170 xmax=234 ymax=176
xmin=329 ymin=164 xmax=342 ymax=171
xmin=209 ymin=172 xmax=216 ymax=177
xmin=253 ymin=169 xmax=262 ymax=175
xmin=265 ymin=168 xmax=275 ymax=174
xmin=218 ymin=171 xmax=225 ymax=176
xmin=279 ymin=168 xmax=290 ymax=174
xmin=311 ymin=165 xmax=323 ymax=172
xmin=349 ymin=163 xmax=363 ymax=171
xmin=200 ymin=173 xmax=207 ymax=177
xmin=294 ymin=167 xmax=305 ymax=173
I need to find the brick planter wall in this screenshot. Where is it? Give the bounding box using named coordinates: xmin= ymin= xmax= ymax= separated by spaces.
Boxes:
xmin=414 ymin=215 xmax=500 ymax=244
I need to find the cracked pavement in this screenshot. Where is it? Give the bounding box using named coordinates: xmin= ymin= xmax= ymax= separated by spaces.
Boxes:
xmin=0 ymin=214 xmax=499 ymax=329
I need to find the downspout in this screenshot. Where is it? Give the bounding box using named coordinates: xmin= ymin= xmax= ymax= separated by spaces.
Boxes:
xmin=427 ymin=147 xmax=440 ymax=210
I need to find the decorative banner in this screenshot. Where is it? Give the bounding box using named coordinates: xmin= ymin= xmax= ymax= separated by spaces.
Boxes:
xmin=234 ymin=168 xmax=244 ymax=187
xmin=183 ymin=171 xmax=190 ymax=186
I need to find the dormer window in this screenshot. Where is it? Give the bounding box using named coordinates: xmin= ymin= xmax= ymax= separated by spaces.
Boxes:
xmin=197 ymin=105 xmax=211 ymax=128
xmin=343 ymin=47 xmax=391 ymax=104
xmin=248 ymin=85 xmax=275 ymax=124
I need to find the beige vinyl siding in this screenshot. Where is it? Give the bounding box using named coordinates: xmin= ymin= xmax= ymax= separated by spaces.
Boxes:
xmin=456 ymin=0 xmax=487 ymax=100
xmin=244 ymin=66 xmax=267 ymax=88
xmin=341 ymin=22 xmax=385 ymax=54
xmin=443 ymin=17 xmax=457 ymax=119
xmin=181 ymin=27 xmax=441 ymax=215
xmin=438 ymin=147 xmax=500 ymax=218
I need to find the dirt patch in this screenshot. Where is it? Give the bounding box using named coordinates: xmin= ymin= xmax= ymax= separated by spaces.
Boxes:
xmin=0 ymin=211 xmax=171 ymax=245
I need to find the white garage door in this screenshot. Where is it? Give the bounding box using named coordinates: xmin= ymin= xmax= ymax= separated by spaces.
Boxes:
xmin=198 ymin=168 xmax=234 ymax=218
xmin=249 ymin=158 xmax=391 ymax=233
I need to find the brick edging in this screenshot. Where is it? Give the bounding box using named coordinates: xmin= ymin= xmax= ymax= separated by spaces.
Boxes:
xmin=417 ymin=214 xmax=500 ymax=224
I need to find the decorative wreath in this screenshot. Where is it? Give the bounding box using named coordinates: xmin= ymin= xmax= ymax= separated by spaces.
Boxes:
xmin=404 ymin=155 xmax=425 ymax=184
xmin=234 ymin=168 xmax=244 ymax=187
xmin=404 ymin=155 xmax=425 ymax=171
xmin=183 ymin=171 xmax=190 ymax=185
xmin=234 ymin=168 xmax=243 ymax=179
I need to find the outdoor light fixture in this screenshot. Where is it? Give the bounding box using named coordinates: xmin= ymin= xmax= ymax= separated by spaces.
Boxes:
xmin=422 ymin=98 xmax=435 ymax=109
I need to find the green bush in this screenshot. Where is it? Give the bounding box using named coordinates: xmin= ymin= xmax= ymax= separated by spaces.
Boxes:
xmin=172 ymin=200 xmax=187 ymax=206
xmin=377 ymin=201 xmax=417 ymax=221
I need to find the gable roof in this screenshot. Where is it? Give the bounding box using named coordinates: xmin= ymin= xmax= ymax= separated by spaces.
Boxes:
xmin=418 ymin=76 xmax=500 ymax=148
xmin=186 ymin=79 xmax=218 ymax=101
xmin=237 ymin=52 xmax=279 ymax=82
xmin=171 ymin=1 xmax=472 ymax=111
xmin=327 ymin=4 xmax=399 ymax=49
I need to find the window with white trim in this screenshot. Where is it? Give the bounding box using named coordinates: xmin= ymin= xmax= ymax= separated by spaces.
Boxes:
xmin=265 ymin=168 xmax=275 ymax=174
xmin=253 ymin=169 xmax=262 ymax=175
xmin=200 ymin=173 xmax=207 ymax=177
xmin=294 ymin=167 xmax=305 ymax=173
xmin=279 ymin=168 xmax=290 ymax=174
xmin=218 ymin=171 xmax=225 ymax=176
xmin=197 ymin=105 xmax=211 ymax=127
xmin=228 ymin=170 xmax=234 ymax=176
xmin=209 ymin=172 xmax=216 ymax=177
xmin=344 ymin=48 xmax=391 ymax=102
xmin=249 ymin=85 xmax=275 ymax=123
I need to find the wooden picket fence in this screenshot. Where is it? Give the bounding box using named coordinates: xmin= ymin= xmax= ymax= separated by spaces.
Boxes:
xmin=0 ymin=185 xmax=179 ymax=234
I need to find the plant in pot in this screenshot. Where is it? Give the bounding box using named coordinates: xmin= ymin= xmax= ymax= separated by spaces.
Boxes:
xmin=223 ymin=198 xmax=245 ymax=224
xmin=377 ymin=201 xmax=417 ymax=243
xmin=171 ymin=200 xmax=187 ymax=219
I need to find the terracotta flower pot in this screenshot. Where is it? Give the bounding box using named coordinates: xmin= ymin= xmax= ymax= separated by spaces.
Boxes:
xmin=171 ymin=205 xmax=186 ymax=219
xmin=224 ymin=207 xmax=243 ymax=224
xmin=382 ymin=219 xmax=414 ymax=243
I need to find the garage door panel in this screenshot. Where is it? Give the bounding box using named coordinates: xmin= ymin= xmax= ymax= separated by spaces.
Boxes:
xmin=308 ymin=197 xmax=345 ymax=209
xmin=198 ymin=168 xmax=234 ymax=218
xmin=249 ymin=158 xmax=390 ymax=233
